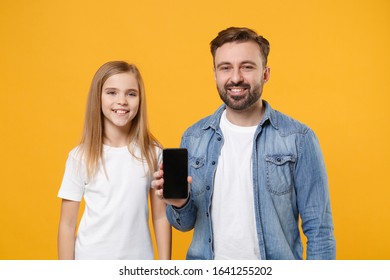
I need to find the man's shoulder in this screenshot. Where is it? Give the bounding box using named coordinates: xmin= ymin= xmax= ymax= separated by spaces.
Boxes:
xmin=183 ymin=115 xmax=213 ymax=138
xmin=269 ymin=107 xmax=311 ymax=136
xmin=183 ymin=106 xmax=224 ymax=138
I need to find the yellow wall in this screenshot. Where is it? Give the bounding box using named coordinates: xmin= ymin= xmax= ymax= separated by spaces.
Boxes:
xmin=1 ymin=0 xmax=389 ymax=260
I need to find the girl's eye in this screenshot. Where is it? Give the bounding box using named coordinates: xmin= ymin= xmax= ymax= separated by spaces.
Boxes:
xmin=107 ymin=91 xmax=116 ymax=95
xmin=128 ymin=91 xmax=138 ymax=96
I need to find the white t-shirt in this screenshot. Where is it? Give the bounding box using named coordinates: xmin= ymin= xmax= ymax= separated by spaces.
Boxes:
xmin=212 ymin=110 xmax=260 ymax=259
xmin=58 ymin=144 xmax=160 ymax=260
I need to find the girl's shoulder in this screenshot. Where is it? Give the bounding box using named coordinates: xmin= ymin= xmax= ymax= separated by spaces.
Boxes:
xmin=153 ymin=144 xmax=163 ymax=165
xmin=154 ymin=144 xmax=162 ymax=153
xmin=67 ymin=145 xmax=84 ymax=162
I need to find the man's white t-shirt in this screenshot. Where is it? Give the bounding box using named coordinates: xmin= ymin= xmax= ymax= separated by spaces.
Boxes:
xmin=212 ymin=110 xmax=260 ymax=259
xmin=58 ymin=144 xmax=159 ymax=259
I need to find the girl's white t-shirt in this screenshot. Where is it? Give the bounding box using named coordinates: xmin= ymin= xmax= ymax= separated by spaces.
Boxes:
xmin=212 ymin=110 xmax=260 ymax=259
xmin=58 ymin=144 xmax=160 ymax=260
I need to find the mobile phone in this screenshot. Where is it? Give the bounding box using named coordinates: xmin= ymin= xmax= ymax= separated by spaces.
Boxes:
xmin=163 ymin=148 xmax=188 ymax=199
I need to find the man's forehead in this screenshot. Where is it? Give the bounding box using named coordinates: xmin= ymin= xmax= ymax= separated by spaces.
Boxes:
xmin=214 ymin=41 xmax=263 ymax=63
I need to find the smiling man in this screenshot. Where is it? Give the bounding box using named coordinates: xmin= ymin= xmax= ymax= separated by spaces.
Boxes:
xmin=153 ymin=27 xmax=336 ymax=260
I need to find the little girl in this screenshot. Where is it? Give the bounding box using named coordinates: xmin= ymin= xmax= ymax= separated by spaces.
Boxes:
xmin=57 ymin=61 xmax=171 ymax=259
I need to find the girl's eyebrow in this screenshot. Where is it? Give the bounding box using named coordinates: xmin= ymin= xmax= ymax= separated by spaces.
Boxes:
xmin=127 ymin=88 xmax=139 ymax=92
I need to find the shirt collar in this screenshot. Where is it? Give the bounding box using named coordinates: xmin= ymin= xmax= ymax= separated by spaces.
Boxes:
xmin=202 ymin=100 xmax=279 ymax=130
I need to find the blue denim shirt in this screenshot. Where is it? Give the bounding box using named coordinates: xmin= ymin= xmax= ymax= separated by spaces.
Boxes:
xmin=166 ymin=101 xmax=336 ymax=260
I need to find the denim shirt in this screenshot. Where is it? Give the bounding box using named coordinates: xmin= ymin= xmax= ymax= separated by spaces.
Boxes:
xmin=166 ymin=101 xmax=336 ymax=260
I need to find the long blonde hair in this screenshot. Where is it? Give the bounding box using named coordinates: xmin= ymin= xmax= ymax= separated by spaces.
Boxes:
xmin=79 ymin=61 xmax=160 ymax=180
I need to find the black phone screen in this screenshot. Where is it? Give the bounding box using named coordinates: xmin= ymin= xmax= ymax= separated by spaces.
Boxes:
xmin=163 ymin=148 xmax=188 ymax=199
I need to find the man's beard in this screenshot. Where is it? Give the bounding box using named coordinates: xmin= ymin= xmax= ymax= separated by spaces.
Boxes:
xmin=217 ymin=82 xmax=263 ymax=111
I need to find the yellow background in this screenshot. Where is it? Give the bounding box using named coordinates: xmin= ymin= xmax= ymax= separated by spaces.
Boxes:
xmin=1 ymin=0 xmax=389 ymax=260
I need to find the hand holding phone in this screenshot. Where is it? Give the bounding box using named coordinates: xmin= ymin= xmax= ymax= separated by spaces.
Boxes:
xmin=162 ymin=148 xmax=188 ymax=199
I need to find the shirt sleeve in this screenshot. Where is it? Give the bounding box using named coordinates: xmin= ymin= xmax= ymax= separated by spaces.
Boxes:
xmin=57 ymin=149 xmax=86 ymax=202
xmin=295 ymin=129 xmax=336 ymax=259
xmin=149 ymin=146 xmax=163 ymax=189
xmin=157 ymin=146 xmax=163 ymax=167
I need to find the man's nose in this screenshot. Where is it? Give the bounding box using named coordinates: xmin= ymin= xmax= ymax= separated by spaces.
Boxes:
xmin=230 ymin=68 xmax=244 ymax=84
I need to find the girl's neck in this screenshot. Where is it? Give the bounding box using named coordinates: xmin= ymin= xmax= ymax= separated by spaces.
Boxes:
xmin=103 ymin=126 xmax=131 ymax=147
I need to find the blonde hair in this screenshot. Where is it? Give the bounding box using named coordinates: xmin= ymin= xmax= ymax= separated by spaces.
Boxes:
xmin=79 ymin=61 xmax=160 ymax=179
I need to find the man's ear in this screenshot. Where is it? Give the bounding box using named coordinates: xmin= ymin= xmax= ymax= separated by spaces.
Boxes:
xmin=263 ymin=66 xmax=271 ymax=83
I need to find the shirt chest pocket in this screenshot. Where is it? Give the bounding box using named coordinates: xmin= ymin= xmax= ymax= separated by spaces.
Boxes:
xmin=265 ymin=154 xmax=296 ymax=195
xmin=189 ymin=156 xmax=206 ymax=196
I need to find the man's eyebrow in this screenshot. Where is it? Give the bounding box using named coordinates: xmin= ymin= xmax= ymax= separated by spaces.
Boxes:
xmin=216 ymin=60 xmax=257 ymax=68
xmin=240 ymin=60 xmax=257 ymax=65
xmin=216 ymin=61 xmax=231 ymax=68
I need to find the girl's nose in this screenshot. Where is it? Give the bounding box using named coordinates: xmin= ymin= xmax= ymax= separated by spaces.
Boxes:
xmin=117 ymin=94 xmax=128 ymax=105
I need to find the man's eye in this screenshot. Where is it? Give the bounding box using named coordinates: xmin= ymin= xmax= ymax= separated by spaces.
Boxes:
xmin=218 ymin=66 xmax=230 ymax=71
xmin=242 ymin=65 xmax=254 ymax=70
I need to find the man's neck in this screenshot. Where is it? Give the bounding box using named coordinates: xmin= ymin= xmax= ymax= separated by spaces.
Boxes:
xmin=225 ymin=101 xmax=264 ymax=127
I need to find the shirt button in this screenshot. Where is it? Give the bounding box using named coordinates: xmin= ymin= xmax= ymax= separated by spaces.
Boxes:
xmin=206 ymin=186 xmax=210 ymax=190
xmin=196 ymin=160 xmax=199 ymax=165
xmin=208 ymin=238 xmax=211 ymax=243
xmin=212 ymin=161 xmax=216 ymax=165
xmin=217 ymin=137 xmax=222 ymax=141
xmin=206 ymin=212 xmax=209 ymax=217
